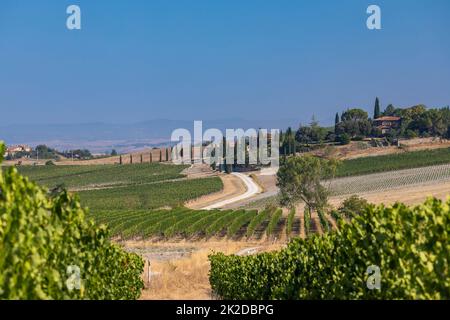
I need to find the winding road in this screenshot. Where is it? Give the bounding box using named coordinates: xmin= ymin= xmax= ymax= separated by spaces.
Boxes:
xmin=201 ymin=172 xmax=261 ymax=210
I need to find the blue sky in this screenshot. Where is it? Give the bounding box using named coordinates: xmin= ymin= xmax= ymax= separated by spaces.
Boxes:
xmin=0 ymin=0 xmax=449 ymax=127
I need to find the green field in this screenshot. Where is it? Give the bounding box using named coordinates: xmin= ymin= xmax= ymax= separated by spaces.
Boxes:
xmin=336 ymin=147 xmax=450 ymax=177
xmin=88 ymin=207 xmax=276 ymax=239
xmin=13 ymin=163 xmax=223 ymax=212
xmin=209 ymin=198 xmax=450 ymax=299
xmin=16 ymin=163 xmax=188 ymax=189
xmin=78 ymin=177 xmax=223 ymax=211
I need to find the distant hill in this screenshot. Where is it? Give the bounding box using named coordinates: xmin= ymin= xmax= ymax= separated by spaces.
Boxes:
xmin=0 ymin=118 xmax=296 ymax=154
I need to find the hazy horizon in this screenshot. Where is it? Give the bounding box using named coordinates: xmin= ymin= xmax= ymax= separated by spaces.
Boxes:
xmin=1 ymin=0 xmax=449 ymax=127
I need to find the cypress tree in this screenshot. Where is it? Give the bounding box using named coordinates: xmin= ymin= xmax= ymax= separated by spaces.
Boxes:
xmin=374 ymin=97 xmax=381 ymax=119
xmin=335 ymin=112 xmax=340 ymax=133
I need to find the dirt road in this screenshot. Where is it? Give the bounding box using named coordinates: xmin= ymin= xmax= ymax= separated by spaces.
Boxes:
xmin=201 ymin=173 xmax=261 ymax=210
xmin=186 ymin=173 xmax=247 ymax=209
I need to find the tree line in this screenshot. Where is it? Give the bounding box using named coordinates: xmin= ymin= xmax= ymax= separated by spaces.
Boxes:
xmin=5 ymin=144 xmax=94 ymax=161
xmin=280 ymin=98 xmax=450 ymax=155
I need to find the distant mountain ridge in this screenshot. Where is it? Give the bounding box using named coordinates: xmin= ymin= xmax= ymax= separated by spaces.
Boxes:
xmin=0 ymin=118 xmax=297 ymax=154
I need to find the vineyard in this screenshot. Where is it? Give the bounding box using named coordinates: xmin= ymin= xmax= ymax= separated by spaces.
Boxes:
xmin=87 ymin=204 xmax=337 ymax=240
xmin=15 ymin=162 xmax=224 ymax=212
xmin=0 ymin=146 xmax=144 ymax=299
xmin=245 ymin=162 xmax=450 ymax=210
xmin=78 ymin=177 xmax=223 ymax=211
xmin=16 ymin=163 xmax=189 ymax=190
xmin=209 ymin=198 xmax=450 ymax=299
xmin=336 ymin=147 xmax=450 ymax=177
xmin=330 ymin=163 xmax=450 ymax=196
xmin=88 ymin=206 xmax=300 ymax=240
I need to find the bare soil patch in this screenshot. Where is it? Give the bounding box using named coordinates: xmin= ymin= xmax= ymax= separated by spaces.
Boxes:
xmin=123 ymin=240 xmax=283 ymax=300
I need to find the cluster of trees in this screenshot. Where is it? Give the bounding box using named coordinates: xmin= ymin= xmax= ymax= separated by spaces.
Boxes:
xmin=5 ymin=145 xmax=96 ymax=161
xmin=4 ymin=151 xmax=30 ymax=161
xmin=30 ymin=145 xmax=60 ymax=160
xmin=279 ymin=98 xmax=450 ymax=155
xmin=60 ymin=149 xmax=93 ymax=160
xmin=382 ymin=104 xmax=450 ymax=138
xmin=5 ymin=145 xmax=65 ymax=161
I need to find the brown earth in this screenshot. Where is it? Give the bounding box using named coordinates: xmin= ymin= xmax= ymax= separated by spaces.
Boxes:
xmin=124 ymin=240 xmax=283 ymax=300
xmin=329 ymin=180 xmax=450 ymax=207
xmin=313 ymin=137 xmax=450 ymax=160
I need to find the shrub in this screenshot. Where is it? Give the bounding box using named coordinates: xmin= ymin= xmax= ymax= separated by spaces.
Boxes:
xmin=356 ymin=141 xmax=368 ymax=150
xmin=338 ymin=195 xmax=369 ymax=218
xmin=0 ymin=142 xmax=144 ymax=299
xmin=209 ymin=198 xmax=450 ymax=299
xmin=337 ymin=133 xmax=351 ymax=145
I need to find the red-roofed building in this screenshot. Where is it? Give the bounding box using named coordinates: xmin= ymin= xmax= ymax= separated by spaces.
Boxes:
xmin=5 ymin=145 xmax=32 ymax=157
xmin=373 ymin=116 xmax=401 ymax=134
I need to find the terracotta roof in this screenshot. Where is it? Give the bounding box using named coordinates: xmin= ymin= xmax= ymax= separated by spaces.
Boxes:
xmin=6 ymin=145 xmax=32 ymax=153
xmin=373 ymin=116 xmax=401 ymax=121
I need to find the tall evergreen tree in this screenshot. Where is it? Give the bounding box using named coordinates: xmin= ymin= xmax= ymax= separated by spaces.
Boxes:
xmin=374 ymin=97 xmax=381 ymax=119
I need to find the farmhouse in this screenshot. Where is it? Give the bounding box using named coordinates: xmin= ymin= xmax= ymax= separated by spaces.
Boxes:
xmin=4 ymin=145 xmax=32 ymax=157
xmin=373 ymin=116 xmax=401 ymax=134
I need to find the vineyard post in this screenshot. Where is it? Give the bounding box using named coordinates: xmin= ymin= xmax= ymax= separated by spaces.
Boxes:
xmin=150 ymin=152 xmax=152 ymax=163
xmin=140 ymin=154 xmax=143 ymax=163
xmin=119 ymin=155 xmax=122 ymax=165
xmin=130 ymin=154 xmax=133 ymax=164
xmin=159 ymin=150 xmax=162 ymax=162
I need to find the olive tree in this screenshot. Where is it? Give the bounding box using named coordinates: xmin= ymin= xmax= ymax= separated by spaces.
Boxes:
xmin=276 ymin=155 xmax=339 ymax=211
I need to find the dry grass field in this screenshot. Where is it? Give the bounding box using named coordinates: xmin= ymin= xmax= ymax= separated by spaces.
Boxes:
xmin=123 ymin=240 xmax=284 ymax=300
